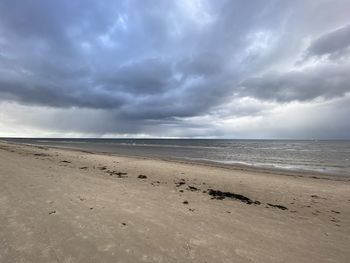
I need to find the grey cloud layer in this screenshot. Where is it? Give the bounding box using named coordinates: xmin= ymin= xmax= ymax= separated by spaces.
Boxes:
xmin=240 ymin=62 xmax=350 ymax=102
xmin=306 ymin=24 xmax=350 ymax=58
xmin=0 ymin=0 xmax=350 ymax=137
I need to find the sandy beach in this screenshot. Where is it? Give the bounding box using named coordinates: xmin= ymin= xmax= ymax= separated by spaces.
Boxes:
xmin=0 ymin=141 xmax=349 ymax=263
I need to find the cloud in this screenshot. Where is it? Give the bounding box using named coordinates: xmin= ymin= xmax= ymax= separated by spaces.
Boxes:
xmin=0 ymin=0 xmax=350 ymax=138
xmin=98 ymin=58 xmax=174 ymax=95
xmin=0 ymin=0 xmax=292 ymax=113
xmin=2 ymin=94 xmax=350 ymax=139
xmin=239 ymin=62 xmax=350 ymax=102
xmin=305 ymin=24 xmax=350 ymax=59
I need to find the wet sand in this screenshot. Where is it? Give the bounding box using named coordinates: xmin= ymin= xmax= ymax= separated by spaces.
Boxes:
xmin=0 ymin=141 xmax=349 ymax=263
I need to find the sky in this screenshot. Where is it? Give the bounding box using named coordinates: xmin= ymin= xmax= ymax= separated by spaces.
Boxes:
xmin=0 ymin=0 xmax=350 ymax=139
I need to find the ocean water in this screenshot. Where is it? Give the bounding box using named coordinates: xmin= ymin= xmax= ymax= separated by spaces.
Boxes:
xmin=5 ymin=138 xmax=350 ymax=176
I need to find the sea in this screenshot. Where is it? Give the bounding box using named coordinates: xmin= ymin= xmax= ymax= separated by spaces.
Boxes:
xmin=4 ymin=138 xmax=350 ymax=176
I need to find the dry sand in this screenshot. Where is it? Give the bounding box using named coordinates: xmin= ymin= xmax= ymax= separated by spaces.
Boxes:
xmin=0 ymin=141 xmax=349 ymax=263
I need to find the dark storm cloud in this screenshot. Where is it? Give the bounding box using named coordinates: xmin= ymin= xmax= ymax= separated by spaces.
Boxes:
xmin=99 ymin=58 xmax=174 ymax=95
xmin=0 ymin=0 xmax=350 ymax=137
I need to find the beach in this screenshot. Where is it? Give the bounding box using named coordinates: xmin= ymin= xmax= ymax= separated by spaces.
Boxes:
xmin=0 ymin=141 xmax=349 ymax=263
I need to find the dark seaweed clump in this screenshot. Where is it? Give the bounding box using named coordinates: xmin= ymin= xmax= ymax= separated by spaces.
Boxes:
xmin=208 ymin=189 xmax=261 ymax=205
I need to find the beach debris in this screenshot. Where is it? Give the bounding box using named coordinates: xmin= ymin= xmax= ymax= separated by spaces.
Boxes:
xmin=311 ymin=194 xmax=327 ymax=200
xmin=331 ymin=210 xmax=340 ymax=214
xmin=175 ymin=179 xmax=186 ymax=187
xmin=183 ymin=200 xmax=189 ymax=205
xmin=60 ymin=160 xmax=71 ymax=163
xmin=49 ymin=210 xmax=56 ymax=215
xmin=107 ymin=170 xmax=128 ymax=177
xmin=138 ymin=174 xmax=147 ymax=179
xmin=79 ymin=166 xmax=88 ymax=169
xmin=267 ymin=203 xmax=288 ymax=210
xmin=207 ymin=189 xmax=261 ymax=205
xmin=187 ymin=185 xmax=200 ymax=192
xmin=98 ymin=166 xmax=107 ymax=170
